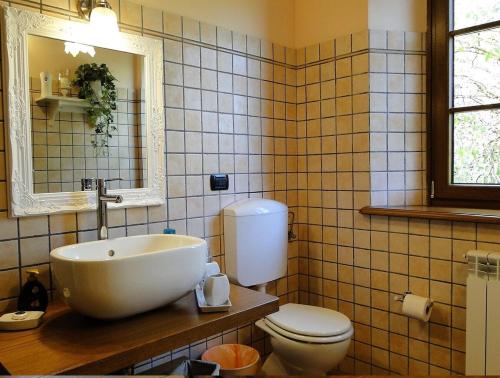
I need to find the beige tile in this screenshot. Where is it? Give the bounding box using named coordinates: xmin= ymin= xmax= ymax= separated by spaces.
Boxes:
xmin=50 ymin=233 xmax=76 ymax=250
xmin=430 ymin=259 xmax=451 ymax=282
xmin=20 ymin=236 xmax=49 ymax=266
xmin=168 ymin=176 xmax=186 ymax=197
xmin=120 ymin=0 xmax=141 ymax=27
xmin=430 ymin=281 xmax=451 ymax=304
xmin=142 ymin=6 xmax=162 ymax=32
xmin=49 ymin=213 xmax=76 ymax=234
xmin=183 ymin=43 xmax=201 ymax=67
xmin=409 ymin=276 xmax=429 ymax=297
xmin=453 ymin=222 xmax=476 ymax=240
xmin=247 ymin=36 xmax=261 ymax=56
xmin=0 ymin=240 xmax=19 ymax=270
xmin=409 ymin=218 xmax=430 ymax=235
xmin=372 ymin=346 xmax=389 ymax=369
xmin=164 ymin=40 xmax=183 ymax=63
xmin=0 ymin=212 xmax=18 ymax=240
xmin=452 ymin=262 xmax=467 ymax=285
xmin=19 ymin=216 xmax=48 ymax=237
xmin=232 ymin=32 xmax=246 ymax=53
xmin=371 ymin=231 xmax=389 ymax=252
xmin=371 ymin=327 xmax=389 ymax=349
xmin=336 ymin=34 xmax=352 ymax=56
xmin=336 ymin=57 xmax=352 ymax=78
xmin=165 ymin=62 xmax=183 ymax=86
xmin=389 ymin=232 xmax=408 ymax=254
xmin=430 ymin=237 xmax=452 ymax=260
xmin=477 ymin=224 xmax=500 ymax=243
xmin=77 ymin=211 xmax=97 ymax=230
xmin=320 ymin=40 xmax=334 ymax=60
xmin=42 ymin=0 xmax=69 ymax=9
xmin=305 ymin=44 xmax=319 ymax=63
xmin=200 ymin=23 xmax=216 ymax=45
xmin=388 ymin=31 xmax=405 ymax=50
xmin=370 ymin=30 xmax=387 ymax=49
xmin=390 ymin=272 xmax=408 ymax=294
xmin=353 ymin=54 xmax=369 ymax=74
xmin=0 ymin=269 xmax=19 ymax=299
xmin=217 ymin=27 xmax=232 ymax=49
xmin=409 ymin=338 xmax=428 ymax=362
xmin=391 ymin=353 xmax=409 ymax=375
xmin=409 ymin=256 xmax=429 ymax=278
xmin=452 ymin=350 xmax=465 ymax=374
xmin=430 ymin=220 xmax=452 ymax=237
xmin=409 ymin=318 xmax=429 ymax=341
xmin=163 ymin=12 xmax=182 ymax=36
xmin=429 ymin=344 xmax=451 ymax=369
xmin=352 ymin=30 xmax=369 ymax=51
xmin=452 ymin=239 xmax=475 ymax=262
xmin=371 ymin=270 xmax=388 ymax=291
xmin=431 ymin=302 xmax=451 ymax=326
xmin=390 ymin=253 xmax=408 ymax=274
xmin=389 ymin=333 xmax=408 ymax=355
xmin=182 ymin=17 xmax=200 ymax=41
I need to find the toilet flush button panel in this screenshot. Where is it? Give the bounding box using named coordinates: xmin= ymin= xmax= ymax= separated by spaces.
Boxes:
xmin=0 ymin=311 xmax=44 ymax=331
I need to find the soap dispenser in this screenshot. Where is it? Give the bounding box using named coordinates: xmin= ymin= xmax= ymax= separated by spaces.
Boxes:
xmin=17 ymin=269 xmax=48 ymax=312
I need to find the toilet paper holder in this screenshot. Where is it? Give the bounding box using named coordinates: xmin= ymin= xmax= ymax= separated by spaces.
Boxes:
xmin=393 ymin=291 xmax=434 ymax=308
xmin=393 ymin=290 xmax=412 ymax=302
xmin=394 ymin=290 xmax=412 ymax=302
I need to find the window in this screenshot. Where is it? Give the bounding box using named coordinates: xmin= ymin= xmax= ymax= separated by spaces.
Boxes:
xmin=430 ymin=0 xmax=500 ymax=208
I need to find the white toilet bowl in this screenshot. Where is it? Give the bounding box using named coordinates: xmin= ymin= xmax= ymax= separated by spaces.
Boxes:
xmin=221 ymin=200 xmax=352 ymax=374
xmin=256 ymin=303 xmax=353 ymax=375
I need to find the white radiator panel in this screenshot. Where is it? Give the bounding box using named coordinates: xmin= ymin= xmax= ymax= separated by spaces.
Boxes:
xmin=466 ymin=274 xmax=487 ymax=375
xmin=486 ymin=279 xmax=500 ymax=374
xmin=466 ymin=250 xmax=500 ymax=376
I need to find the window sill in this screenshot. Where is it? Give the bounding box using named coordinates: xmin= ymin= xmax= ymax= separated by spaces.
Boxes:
xmin=359 ymin=205 xmax=500 ymax=224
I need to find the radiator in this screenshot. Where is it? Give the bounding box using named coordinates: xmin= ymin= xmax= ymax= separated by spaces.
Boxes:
xmin=466 ymin=250 xmax=500 ymax=375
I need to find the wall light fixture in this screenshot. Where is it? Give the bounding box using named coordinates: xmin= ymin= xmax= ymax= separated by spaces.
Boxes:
xmin=77 ymin=0 xmax=119 ymax=34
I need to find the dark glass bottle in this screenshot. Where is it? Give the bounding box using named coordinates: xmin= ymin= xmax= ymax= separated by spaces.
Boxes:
xmin=17 ymin=269 xmax=48 ymax=312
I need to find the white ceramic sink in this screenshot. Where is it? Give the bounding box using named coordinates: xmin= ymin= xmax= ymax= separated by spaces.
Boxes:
xmin=50 ymin=234 xmax=207 ymax=319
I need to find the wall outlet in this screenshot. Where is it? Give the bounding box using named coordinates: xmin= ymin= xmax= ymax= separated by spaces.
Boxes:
xmin=210 ymin=174 xmax=229 ymax=191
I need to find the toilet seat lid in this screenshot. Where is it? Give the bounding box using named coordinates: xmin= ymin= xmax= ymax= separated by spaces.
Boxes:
xmin=263 ymin=318 xmax=353 ymax=344
xmin=265 ymin=303 xmax=352 ymax=337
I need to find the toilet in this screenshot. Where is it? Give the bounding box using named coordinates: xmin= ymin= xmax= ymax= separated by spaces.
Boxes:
xmin=224 ymin=198 xmax=353 ymax=375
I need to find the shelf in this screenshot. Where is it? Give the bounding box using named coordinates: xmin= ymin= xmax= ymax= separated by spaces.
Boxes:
xmin=0 ymin=284 xmax=278 ymax=375
xmin=360 ymin=205 xmax=500 ymax=224
xmin=35 ymin=95 xmax=88 ymax=124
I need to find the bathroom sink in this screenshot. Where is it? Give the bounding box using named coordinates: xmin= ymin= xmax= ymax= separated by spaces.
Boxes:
xmin=50 ymin=234 xmax=207 ymax=319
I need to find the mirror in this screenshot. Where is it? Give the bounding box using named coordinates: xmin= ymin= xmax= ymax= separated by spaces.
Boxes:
xmin=28 ymin=35 xmax=147 ymax=193
xmin=2 ymin=6 xmax=165 ymax=216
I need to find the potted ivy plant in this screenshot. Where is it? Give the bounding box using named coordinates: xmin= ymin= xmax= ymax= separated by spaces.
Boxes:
xmin=72 ymin=63 xmax=117 ymax=155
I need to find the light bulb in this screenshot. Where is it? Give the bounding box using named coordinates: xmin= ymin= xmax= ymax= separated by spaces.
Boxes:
xmin=90 ymin=6 xmax=118 ymax=34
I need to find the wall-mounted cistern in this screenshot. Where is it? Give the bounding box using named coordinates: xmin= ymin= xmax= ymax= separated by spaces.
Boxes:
xmin=81 ymin=178 xmax=123 ymax=240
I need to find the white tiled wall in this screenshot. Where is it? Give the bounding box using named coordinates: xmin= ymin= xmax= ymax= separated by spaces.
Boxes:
xmin=0 ymin=0 xmax=300 ymax=366
xmin=1 ymin=1 xmax=500 ymax=375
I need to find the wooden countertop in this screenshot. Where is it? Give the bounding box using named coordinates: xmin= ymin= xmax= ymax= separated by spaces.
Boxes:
xmin=0 ymin=284 xmax=278 ymax=375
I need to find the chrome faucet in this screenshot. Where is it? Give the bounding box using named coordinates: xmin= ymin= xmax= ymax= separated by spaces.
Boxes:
xmin=81 ymin=178 xmax=123 ymax=240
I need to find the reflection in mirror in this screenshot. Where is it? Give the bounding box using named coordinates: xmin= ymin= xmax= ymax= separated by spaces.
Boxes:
xmin=28 ymin=35 xmax=147 ymax=194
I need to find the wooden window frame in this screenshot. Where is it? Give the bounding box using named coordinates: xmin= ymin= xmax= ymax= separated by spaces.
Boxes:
xmin=429 ymin=0 xmax=500 ymax=209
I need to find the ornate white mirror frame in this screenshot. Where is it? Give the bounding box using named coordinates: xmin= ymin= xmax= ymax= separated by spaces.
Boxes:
xmin=1 ymin=6 xmax=165 ymax=217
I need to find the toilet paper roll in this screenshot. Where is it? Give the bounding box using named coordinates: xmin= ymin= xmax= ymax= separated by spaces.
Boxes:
xmin=401 ymin=294 xmax=433 ymax=321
